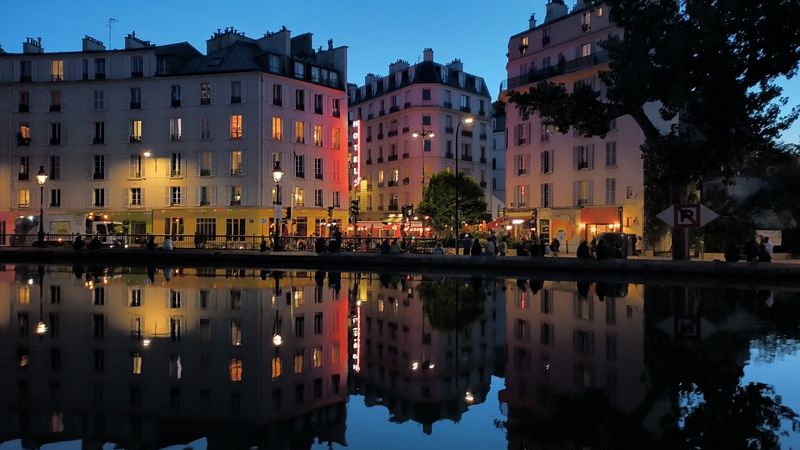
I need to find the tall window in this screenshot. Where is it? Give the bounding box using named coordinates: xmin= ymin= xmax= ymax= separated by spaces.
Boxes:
xmin=18 ymin=189 xmax=31 ymax=208
xmin=295 ymin=89 xmax=305 ymax=110
xmin=332 ymin=98 xmax=340 ymax=117
xmin=129 ymin=188 xmax=142 ymax=207
xmin=314 ymin=158 xmax=323 ymax=180
xmin=18 ymin=123 xmax=31 ymax=145
xmin=94 ymin=58 xmax=106 ymax=79
xmin=605 ymin=142 xmax=617 ymax=167
xmin=230 ymin=81 xmax=242 ymax=103
xmin=295 ymin=121 xmax=305 ymax=144
xmin=93 ymin=155 xmax=105 ymax=179
xmin=93 ymin=90 xmax=104 ymax=110
xmin=170 ymin=85 xmax=181 ymax=107
xmin=294 ymin=154 xmax=305 ymax=178
xmin=273 ymin=84 xmax=283 ymax=106
xmin=130 ymin=88 xmax=141 ymax=109
xmin=130 ymin=154 xmax=143 ymax=178
xmin=200 ymin=83 xmax=212 ymax=105
xmin=171 ymin=153 xmax=183 ymax=177
xmin=515 ymin=154 xmax=529 ymax=176
xmin=93 ymin=122 xmax=105 ymax=144
xmin=313 ymin=125 xmax=323 ymax=146
xmin=50 ymin=122 xmax=61 ymax=145
xmin=314 ymin=189 xmax=323 ymax=207
xmin=170 ymin=186 xmax=183 ymax=206
xmin=131 ymin=56 xmax=143 ymax=77
xmin=200 ymin=117 xmax=211 ymax=140
xmin=605 ymin=178 xmax=616 ymax=205
xmin=293 ymin=187 xmax=305 ymax=207
xmin=93 ymin=188 xmax=105 ymax=207
xmin=50 ymin=90 xmax=61 ymax=112
xmin=272 ymin=117 xmax=283 ymax=141
xmin=50 ymin=60 xmax=64 ymax=81
xmin=541 ymin=183 xmax=553 ymax=207
xmin=332 ymin=128 xmax=341 ymax=149
xmin=130 ymin=120 xmax=142 ymax=142
xmin=49 ymin=156 xmax=60 ymax=180
xmin=230 ymin=151 xmax=243 ymax=175
xmin=541 ymin=150 xmax=553 ymax=174
xmin=18 ymin=91 xmax=30 ymax=112
xmin=199 ymin=152 xmax=213 ymax=176
xmin=314 ymin=94 xmax=323 ymax=114
xmin=18 ymin=156 xmax=30 ymax=180
xmin=460 ymin=94 xmax=470 ymax=110
xmin=49 ymin=189 xmax=61 ymax=207
xmin=515 ymin=185 xmax=528 ymax=207
xmin=170 ymin=118 xmax=182 ymax=141
xmin=226 ymin=218 xmax=246 ymax=240
xmin=230 ymin=359 xmax=243 ymax=382
xmin=332 ymin=191 xmax=340 ymax=207
xmin=230 ymin=115 xmax=243 ymax=139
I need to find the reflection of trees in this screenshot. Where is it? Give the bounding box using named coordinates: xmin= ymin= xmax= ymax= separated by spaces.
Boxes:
xmin=418 ymin=277 xmax=486 ymax=332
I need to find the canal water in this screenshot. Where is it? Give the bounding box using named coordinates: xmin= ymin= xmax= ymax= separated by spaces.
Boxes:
xmin=0 ymin=265 xmax=798 ymax=450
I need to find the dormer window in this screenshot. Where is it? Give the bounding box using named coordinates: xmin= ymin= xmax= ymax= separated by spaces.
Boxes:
xmin=582 ymin=12 xmax=592 ymax=31
xmin=542 ymin=29 xmax=551 ymax=46
xmin=519 ymin=36 xmax=529 ymax=54
xmin=294 ymin=62 xmax=305 ymax=79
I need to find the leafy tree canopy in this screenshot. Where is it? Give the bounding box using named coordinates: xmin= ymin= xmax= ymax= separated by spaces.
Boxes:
xmin=418 ymin=171 xmax=488 ymax=236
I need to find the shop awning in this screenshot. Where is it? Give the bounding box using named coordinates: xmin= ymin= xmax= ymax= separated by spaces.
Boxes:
xmin=580 ymin=206 xmax=619 ymax=225
xmin=486 ymin=217 xmax=506 ymax=228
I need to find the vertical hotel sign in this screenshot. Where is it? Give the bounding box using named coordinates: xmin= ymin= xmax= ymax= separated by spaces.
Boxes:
xmin=352 ymin=120 xmax=362 ymax=187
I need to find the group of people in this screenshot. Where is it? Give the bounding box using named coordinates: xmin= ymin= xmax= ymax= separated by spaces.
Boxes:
xmin=724 ymin=235 xmax=774 ymax=262
xmin=576 ymin=238 xmax=625 ymax=260
xmin=71 ymin=234 xmax=105 ymax=250
xmin=460 ymin=234 xmax=510 ymax=257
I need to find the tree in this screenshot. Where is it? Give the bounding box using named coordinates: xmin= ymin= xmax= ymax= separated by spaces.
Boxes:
xmin=418 ymin=276 xmax=487 ymax=332
xmin=509 ymin=0 xmax=800 ymax=259
xmin=418 ymin=171 xmax=487 ymax=237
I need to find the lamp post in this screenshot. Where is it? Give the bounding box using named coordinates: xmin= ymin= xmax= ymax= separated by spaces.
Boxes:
xmin=272 ymin=271 xmax=284 ymax=347
xmin=412 ymin=129 xmax=435 ymax=187
xmin=272 ymin=160 xmax=284 ymax=251
xmin=35 ymin=265 xmax=47 ymax=336
xmin=35 ymin=166 xmax=48 ymax=247
xmin=454 ymin=118 xmax=473 ymax=255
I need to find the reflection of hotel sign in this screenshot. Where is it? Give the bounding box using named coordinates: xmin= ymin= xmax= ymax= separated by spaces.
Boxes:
xmin=352 ymin=120 xmax=361 ymax=187
xmin=674 ymin=315 xmax=701 ymax=339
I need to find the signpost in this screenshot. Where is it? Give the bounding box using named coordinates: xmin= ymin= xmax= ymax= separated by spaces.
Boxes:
xmin=657 ymin=204 xmax=719 ymax=260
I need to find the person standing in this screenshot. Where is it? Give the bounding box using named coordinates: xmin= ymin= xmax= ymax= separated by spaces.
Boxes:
xmin=577 ymin=241 xmax=591 ymax=259
xmin=724 ymin=240 xmax=740 ymax=262
xmin=550 ymin=237 xmax=561 ymax=258
xmin=485 ymin=237 xmax=496 ymax=256
xmin=463 ymin=234 xmax=473 ymax=256
xmin=743 ymin=239 xmax=758 ymax=262
xmin=763 ymin=236 xmax=774 ymax=259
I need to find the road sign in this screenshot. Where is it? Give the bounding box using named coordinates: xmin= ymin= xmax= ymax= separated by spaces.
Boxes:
xmin=657 ymin=204 xmax=719 ymax=228
xmin=261 ymin=218 xmax=267 ymax=225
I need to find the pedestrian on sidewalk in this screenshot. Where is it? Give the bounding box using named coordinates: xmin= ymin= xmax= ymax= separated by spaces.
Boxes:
xmin=596 ymin=239 xmax=609 ymax=260
xmin=471 ymin=239 xmax=483 ymax=256
xmin=724 ymin=240 xmax=740 ymax=262
xmin=433 ymin=241 xmax=445 ymax=255
xmin=744 ymin=239 xmax=758 ymax=262
xmin=577 ymin=240 xmax=592 ymax=259
xmin=550 ymin=238 xmax=561 ymax=257
xmin=463 ymin=234 xmax=473 ymax=256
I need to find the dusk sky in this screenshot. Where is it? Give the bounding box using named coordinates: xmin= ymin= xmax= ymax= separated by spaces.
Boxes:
xmin=1 ymin=0 xmax=798 ymax=142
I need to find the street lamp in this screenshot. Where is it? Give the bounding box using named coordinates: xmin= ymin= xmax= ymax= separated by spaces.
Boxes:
xmin=412 ymin=129 xmax=435 ymax=186
xmin=272 ymin=160 xmax=284 ymax=251
xmin=35 ymin=166 xmax=48 ymax=247
xmin=272 ymin=271 xmax=284 ymax=346
xmin=454 ymin=118 xmax=473 ymax=255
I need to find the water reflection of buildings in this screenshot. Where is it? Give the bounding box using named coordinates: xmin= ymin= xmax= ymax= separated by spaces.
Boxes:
xmin=349 ymin=275 xmax=506 ymax=434
xmin=0 ymin=265 xmax=348 ymax=449
xmin=500 ymin=279 xmax=646 ymax=448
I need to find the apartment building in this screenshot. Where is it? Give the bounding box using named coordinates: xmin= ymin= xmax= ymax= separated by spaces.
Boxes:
xmin=491 ymin=101 xmax=507 ymax=218
xmin=0 ymin=28 xmax=349 ymax=242
xmin=502 ymin=0 xmax=645 ymax=249
xmin=348 ymin=49 xmax=493 ymax=229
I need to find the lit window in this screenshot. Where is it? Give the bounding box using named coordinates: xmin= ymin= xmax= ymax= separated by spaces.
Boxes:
xmin=231 ymin=320 xmax=242 ymax=346
xmin=272 ymin=356 xmax=282 ymax=379
xmin=295 ymin=121 xmax=305 ymax=144
xmin=230 ymin=358 xmax=243 ymax=382
xmin=170 ymin=118 xmax=182 ymax=141
xmin=294 ymin=350 xmax=304 ymax=374
xmin=313 ymin=125 xmax=323 ymax=146
xmin=18 ymin=287 xmax=30 ymax=304
xmin=130 ymin=120 xmax=142 ymax=142
xmin=272 ymin=117 xmax=283 ymax=141
xmin=50 ymin=60 xmax=64 ymax=81
xmin=230 ymin=115 xmax=243 ymax=139
xmin=230 ymin=151 xmax=243 ymax=175
xmin=312 ymin=347 xmax=322 ymax=368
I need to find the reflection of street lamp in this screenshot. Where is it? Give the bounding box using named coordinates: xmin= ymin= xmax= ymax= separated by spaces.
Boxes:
xmin=454 ymin=118 xmax=473 ymax=255
xmin=272 ymin=160 xmax=284 ymax=251
xmin=35 ymin=265 xmax=47 ymax=336
xmin=412 ymin=129 xmax=435 ymax=187
xmin=272 ymin=271 xmax=284 ymax=346
xmin=35 ymin=166 xmax=48 ymax=247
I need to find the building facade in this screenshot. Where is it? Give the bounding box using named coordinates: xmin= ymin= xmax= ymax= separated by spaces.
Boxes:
xmin=0 ymin=28 xmax=349 ymax=243
xmin=348 ymin=49 xmax=493 ymax=233
xmin=491 ymin=101 xmax=507 ymax=218
xmin=502 ymin=0 xmax=645 ymax=249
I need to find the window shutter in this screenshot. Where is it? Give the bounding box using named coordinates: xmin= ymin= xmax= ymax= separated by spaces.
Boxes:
xmin=540 ymin=152 xmax=545 ymax=174
xmin=241 ymin=81 xmax=247 ymax=103
xmin=573 ymin=181 xmax=580 ymax=206
xmin=141 ymin=188 xmax=145 ymax=207
xmin=181 ymin=157 xmax=187 ymax=178
xmin=211 ymin=186 xmax=217 ymax=206
xmin=225 ymin=185 xmax=230 ymax=206
xmin=210 ymin=83 xmax=216 ymax=105
xmin=196 ymin=187 xmax=202 ymax=206
xmin=123 ymin=188 xmax=129 ymax=207
xmin=181 ymin=187 xmax=186 ymax=206
xmin=240 ymin=152 xmax=246 ymax=176
xmin=573 ymin=147 xmax=579 ymax=170
xmin=588 ymin=180 xmax=594 ymax=205
xmin=165 ymin=187 xmax=171 ymax=207
xmin=589 ymin=144 xmax=595 ymax=169
xmin=241 ymin=186 xmax=247 ymax=206
xmin=225 ymin=153 xmax=231 ymax=177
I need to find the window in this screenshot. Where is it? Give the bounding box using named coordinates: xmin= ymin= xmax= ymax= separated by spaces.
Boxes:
xmin=93 ymin=122 xmax=105 ymax=144
xmin=515 ymin=154 xmax=529 ymax=176
xmin=130 ymin=120 xmax=142 ymax=142
xmin=170 ymin=187 xmax=182 ymax=206
xmin=200 ymin=83 xmax=212 ymax=105
xmin=295 ymin=89 xmax=305 ymax=110
xmin=230 ymin=151 xmax=243 ymax=175
xmin=129 ymin=289 xmax=142 ymax=307
xmin=50 ymin=122 xmax=61 ymax=145
xmin=606 ymin=178 xmax=616 ymax=205
xmin=171 ymin=153 xmax=183 ymax=177
xmin=515 ymin=123 xmax=529 ymax=145
xmin=605 ymin=142 xmax=617 ymax=167
xmin=272 ymin=117 xmax=283 ymax=141
xmin=515 ymin=185 xmax=528 ymax=207
xmin=460 ymin=94 xmax=470 ymax=111
xmin=93 ymin=188 xmax=105 ymax=207
xmin=574 ymin=180 xmax=593 ymax=206
xmin=313 ymin=347 xmax=323 ymax=368
xmin=198 ymin=186 xmax=213 ymax=206
xmin=230 ymin=81 xmax=242 ymax=103
xmin=332 ymin=98 xmax=340 ymax=117
xmin=93 ymin=155 xmax=105 ymax=179
xmin=294 ymin=349 xmax=304 ymax=374
xmin=131 ymin=56 xmax=143 ymax=77
xmin=18 ymin=123 xmax=30 ymax=145
xmin=294 ymin=154 xmax=305 ymax=178
xmin=332 ymin=191 xmax=340 ymax=207
xmin=541 ymin=183 xmax=553 ymax=207
xmin=18 ymin=189 xmax=30 ymax=208
xmin=229 ymin=186 xmax=243 ymax=206
xmin=226 ymin=218 xmax=246 ymax=240
xmin=332 ymin=128 xmax=341 ymax=149
xmin=130 ymin=188 xmax=142 ymax=207
xmin=196 ymin=218 xmax=216 ymax=237
xmin=170 ymin=85 xmax=181 ymax=107
xmin=200 ymin=117 xmax=211 ymax=140
xmin=165 ymin=217 xmax=184 ymax=239
xmin=51 ymin=60 xmax=64 ymax=81
xmin=170 ymin=118 xmax=182 ymax=141
xmin=199 ymin=152 xmax=213 ymax=177
xmin=541 ymin=150 xmax=553 ymax=174
xmin=295 ymin=121 xmax=305 ymax=144
xmin=230 ymin=359 xmax=243 ymax=382
xmin=293 ymin=187 xmax=305 ymax=207
xmin=94 ymin=58 xmax=106 ymax=79
xmin=520 ymin=36 xmax=529 ymax=54
xmin=314 ymin=189 xmax=323 ymax=207
xmin=49 ymin=156 xmax=60 ymax=180
xmin=314 ymin=158 xmax=323 ymax=180
xmin=18 ymin=91 xmax=30 ymax=112
xmin=273 ymin=84 xmax=283 ymax=106
xmin=294 ymin=62 xmax=305 ymax=79
xmin=50 ymin=90 xmax=61 ymax=112
xmin=93 ymin=90 xmax=104 ymax=110
xmin=50 ymin=189 xmax=61 ymax=207
xmin=231 ymin=320 xmax=243 ymax=346
xmin=574 ymin=145 xmax=594 ymax=170
xmin=313 ymin=125 xmax=323 ymax=146
xmin=581 ymin=43 xmax=592 ymax=57
xmin=230 ymin=115 xmax=243 ymax=139
xmin=314 ymin=94 xmax=323 ymax=114
xmin=422 ymin=89 xmax=431 ymax=101
xmin=581 ymin=11 xmax=592 ymax=31
xmin=422 ymin=115 xmax=432 ymax=126
xmin=19 ymin=157 xmax=30 ymax=180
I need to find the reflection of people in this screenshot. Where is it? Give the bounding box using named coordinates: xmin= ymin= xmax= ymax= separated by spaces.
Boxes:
xmin=163 ymin=236 xmax=174 ymax=251
xmin=433 ymin=241 xmax=445 ymax=255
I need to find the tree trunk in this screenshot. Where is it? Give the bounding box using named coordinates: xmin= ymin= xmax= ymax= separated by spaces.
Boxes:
xmin=672 ymin=184 xmax=690 ymax=261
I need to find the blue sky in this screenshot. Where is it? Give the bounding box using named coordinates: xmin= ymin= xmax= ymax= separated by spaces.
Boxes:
xmin=1 ymin=0 xmax=797 ymax=143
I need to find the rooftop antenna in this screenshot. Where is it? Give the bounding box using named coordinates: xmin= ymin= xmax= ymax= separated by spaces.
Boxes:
xmin=107 ymin=18 xmax=118 ymax=49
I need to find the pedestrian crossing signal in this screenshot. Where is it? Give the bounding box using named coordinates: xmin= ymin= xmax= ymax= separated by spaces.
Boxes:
xmin=350 ymin=200 xmax=359 ymax=219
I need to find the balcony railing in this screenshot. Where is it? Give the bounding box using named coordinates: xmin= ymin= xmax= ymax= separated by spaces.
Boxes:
xmin=231 ymin=96 xmax=242 ymax=104
xmin=388 ymin=204 xmax=399 ymax=211
xmin=377 ymin=133 xmax=383 ymax=140
xmin=402 ymin=127 xmax=410 ymax=133
xmin=50 ymin=105 xmax=61 ymax=112
xmin=18 ymin=173 xmax=29 ymax=181
xmin=131 ymin=70 xmax=143 ymax=78
xmin=443 ymin=101 xmax=453 ymax=109
xmin=461 ymin=154 xmax=473 ymax=162
xmin=445 ymin=126 xmax=454 ymax=134
xmin=18 ymin=104 xmax=29 ymax=113
xmin=366 ymin=159 xmax=372 ymax=165
xmin=402 ymin=153 xmax=409 ymax=159
xmin=461 ymin=130 xmax=473 ymax=137
xmin=445 ymin=152 xmax=453 ymax=159
xmin=480 ymin=181 xmax=487 ymax=188
xmin=388 ymin=180 xmax=398 ymax=187
xmin=17 ymin=135 xmax=31 ymax=146
xmin=388 ymin=154 xmax=398 ymax=161
xmin=460 ymin=106 xmax=471 ymax=113
xmin=389 ymin=106 xmax=400 ymax=113
xmin=93 ymin=172 xmax=105 ymax=180
xmin=130 ymin=102 xmax=141 ymax=109
xmin=130 ymin=136 xmax=142 ymax=143
xmin=49 ymin=137 xmax=61 ymax=145
xmin=480 ymin=157 xmax=487 ymax=163
xmin=171 ymin=99 xmax=181 ymax=107
xmin=404 ymin=102 xmax=412 ymax=109
xmin=388 ymin=130 xmax=398 ymax=137
xmin=377 ymin=157 xmax=384 ymax=163
xmin=501 ymin=51 xmax=609 ymax=91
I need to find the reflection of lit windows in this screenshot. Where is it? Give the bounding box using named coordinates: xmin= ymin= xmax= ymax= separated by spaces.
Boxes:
xmin=51 ymin=411 xmax=64 ymax=433
xmin=230 ymin=358 xmax=243 ymax=382
xmin=313 ymin=347 xmax=322 ymax=368
xmin=170 ymin=290 xmax=182 ymax=308
xmin=18 ymin=287 xmax=30 ymax=304
xmin=230 ymin=290 xmax=241 ymax=310
xmin=331 ymin=343 xmax=340 ymax=364
xmin=378 ymin=300 xmax=385 ymax=313
xmin=130 ymin=316 xmax=142 ymax=339
xmin=132 ymin=352 xmax=142 ymax=375
xmin=231 ymin=320 xmax=242 ymax=346
xmin=129 ymin=289 xmax=142 ymax=307
xmin=169 ymin=354 xmax=182 ymax=379
xmin=314 ymin=312 xmax=323 ymax=335
xmin=169 ymin=317 xmax=182 ymax=342
xmin=272 ymin=356 xmax=282 ymax=379
xmin=294 ymin=349 xmax=304 ymax=374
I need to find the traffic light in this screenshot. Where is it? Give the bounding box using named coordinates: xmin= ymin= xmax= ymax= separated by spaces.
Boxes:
xmin=327 ymin=206 xmax=334 ymax=219
xmin=350 ymin=200 xmax=360 ymax=218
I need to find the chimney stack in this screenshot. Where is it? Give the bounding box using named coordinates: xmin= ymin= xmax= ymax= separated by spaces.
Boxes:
xmin=125 ymin=31 xmax=152 ymax=49
xmin=23 ymin=37 xmax=43 ymax=54
xmin=423 ymin=48 xmax=434 ymax=62
xmin=544 ymin=0 xmax=568 ymax=23
xmin=82 ymin=35 xmax=106 ymax=52
xmin=529 ymin=13 xmax=537 ymax=29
